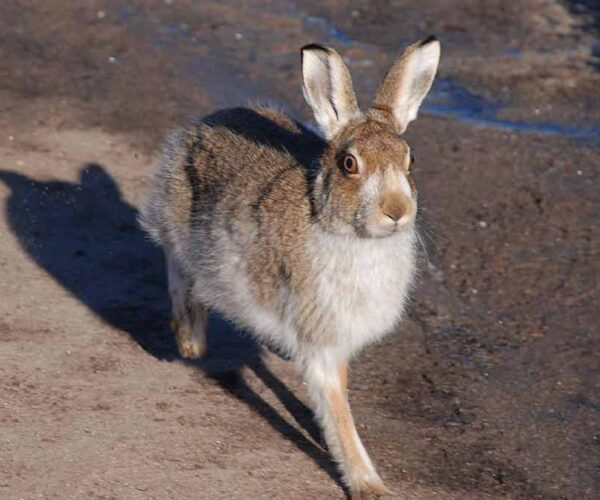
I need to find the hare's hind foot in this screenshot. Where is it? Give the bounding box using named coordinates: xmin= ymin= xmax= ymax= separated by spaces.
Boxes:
xmin=171 ymin=313 xmax=207 ymax=359
xmin=170 ymin=292 xmax=208 ymax=360
xmin=166 ymin=251 xmax=208 ymax=359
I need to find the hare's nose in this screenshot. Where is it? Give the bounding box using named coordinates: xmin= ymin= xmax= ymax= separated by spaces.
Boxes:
xmin=380 ymin=194 xmax=406 ymax=222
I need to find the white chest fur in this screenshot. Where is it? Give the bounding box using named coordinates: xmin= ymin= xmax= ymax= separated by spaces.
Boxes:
xmin=308 ymin=227 xmax=417 ymax=356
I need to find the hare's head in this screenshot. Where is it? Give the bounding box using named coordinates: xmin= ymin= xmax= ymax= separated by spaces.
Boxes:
xmin=302 ymin=37 xmax=440 ymax=238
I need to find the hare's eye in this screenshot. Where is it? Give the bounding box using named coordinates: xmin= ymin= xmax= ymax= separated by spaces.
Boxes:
xmin=340 ymin=154 xmax=358 ymax=175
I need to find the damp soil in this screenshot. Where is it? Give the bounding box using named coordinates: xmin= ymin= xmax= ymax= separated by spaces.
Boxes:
xmin=0 ymin=1 xmax=599 ymax=499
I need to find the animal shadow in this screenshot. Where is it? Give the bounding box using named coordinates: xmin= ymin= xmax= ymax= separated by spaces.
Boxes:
xmin=0 ymin=164 xmax=341 ymax=490
xmin=0 ymin=165 xmax=174 ymax=358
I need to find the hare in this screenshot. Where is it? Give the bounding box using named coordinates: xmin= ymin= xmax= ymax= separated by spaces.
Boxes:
xmin=140 ymin=37 xmax=440 ymax=498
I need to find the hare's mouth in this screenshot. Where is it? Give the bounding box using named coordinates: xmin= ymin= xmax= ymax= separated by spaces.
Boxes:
xmin=354 ymin=220 xmax=414 ymax=239
xmin=354 ymin=210 xmax=415 ymax=238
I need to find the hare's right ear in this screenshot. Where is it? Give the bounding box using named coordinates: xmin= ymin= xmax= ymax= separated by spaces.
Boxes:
xmin=370 ymin=36 xmax=440 ymax=134
xmin=301 ymin=44 xmax=360 ymax=139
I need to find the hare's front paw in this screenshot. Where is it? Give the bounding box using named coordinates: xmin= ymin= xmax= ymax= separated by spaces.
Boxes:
xmin=350 ymin=479 xmax=394 ymax=499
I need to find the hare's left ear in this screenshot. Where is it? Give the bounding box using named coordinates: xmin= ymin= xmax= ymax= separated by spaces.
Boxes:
xmin=301 ymin=44 xmax=361 ymax=139
xmin=369 ymin=36 xmax=440 ymax=134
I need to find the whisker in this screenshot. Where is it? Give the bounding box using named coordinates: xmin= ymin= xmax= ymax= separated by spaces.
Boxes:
xmin=415 ymin=229 xmax=431 ymax=268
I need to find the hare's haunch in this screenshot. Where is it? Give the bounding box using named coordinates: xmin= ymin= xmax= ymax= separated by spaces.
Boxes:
xmin=140 ymin=37 xmax=440 ymax=497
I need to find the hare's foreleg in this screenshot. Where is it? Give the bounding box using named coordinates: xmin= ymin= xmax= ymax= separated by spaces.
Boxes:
xmin=166 ymin=251 xmax=207 ymax=359
xmin=302 ymin=354 xmax=391 ymax=498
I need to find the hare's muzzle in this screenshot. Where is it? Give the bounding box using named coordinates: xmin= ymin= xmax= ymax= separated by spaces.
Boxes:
xmin=376 ymin=166 xmax=416 ymax=231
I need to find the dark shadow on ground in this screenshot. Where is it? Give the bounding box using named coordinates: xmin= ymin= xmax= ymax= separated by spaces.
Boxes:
xmin=0 ymin=164 xmax=342 ymax=492
xmin=0 ymin=165 xmax=174 ymax=358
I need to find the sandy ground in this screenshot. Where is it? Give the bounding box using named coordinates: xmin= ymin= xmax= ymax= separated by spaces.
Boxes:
xmin=0 ymin=1 xmax=599 ymax=499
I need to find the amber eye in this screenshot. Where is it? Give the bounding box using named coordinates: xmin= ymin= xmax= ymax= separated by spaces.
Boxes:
xmin=340 ymin=154 xmax=358 ymax=175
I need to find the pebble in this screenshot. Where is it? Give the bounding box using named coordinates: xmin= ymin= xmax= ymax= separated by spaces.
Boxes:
xmin=108 ymin=56 xmax=117 ymax=64
xmin=478 ymin=220 xmax=488 ymax=228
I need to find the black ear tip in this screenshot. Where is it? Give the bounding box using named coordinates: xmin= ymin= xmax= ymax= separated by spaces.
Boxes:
xmin=419 ymin=35 xmax=438 ymax=47
xmin=301 ymin=43 xmax=329 ymax=54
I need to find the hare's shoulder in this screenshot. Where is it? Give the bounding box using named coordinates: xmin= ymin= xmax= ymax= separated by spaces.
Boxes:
xmin=181 ymin=107 xmax=322 ymax=214
xmin=197 ymin=107 xmax=325 ymax=165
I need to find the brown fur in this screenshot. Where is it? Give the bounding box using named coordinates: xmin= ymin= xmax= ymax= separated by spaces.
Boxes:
xmin=371 ymin=37 xmax=440 ymax=134
xmin=314 ymin=118 xmax=413 ymax=235
xmin=339 ymin=362 xmax=348 ymax=395
xmin=380 ymin=191 xmax=407 ymax=222
xmin=330 ymin=119 xmax=409 ymax=175
xmin=326 ymin=382 xmax=365 ymax=476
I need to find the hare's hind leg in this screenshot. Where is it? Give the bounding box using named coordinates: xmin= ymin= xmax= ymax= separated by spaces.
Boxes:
xmin=166 ymin=251 xmax=208 ymax=359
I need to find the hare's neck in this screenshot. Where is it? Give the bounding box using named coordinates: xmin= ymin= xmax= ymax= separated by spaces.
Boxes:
xmin=309 ymin=226 xmax=417 ymax=291
xmin=310 ymin=226 xmax=417 ymax=269
xmin=307 ymin=226 xmax=417 ymax=355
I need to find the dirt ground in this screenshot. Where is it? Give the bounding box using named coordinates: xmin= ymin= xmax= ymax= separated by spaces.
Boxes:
xmin=0 ymin=1 xmax=599 ymax=499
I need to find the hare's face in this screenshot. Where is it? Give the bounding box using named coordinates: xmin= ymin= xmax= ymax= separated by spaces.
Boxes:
xmin=302 ymin=37 xmax=439 ymax=237
xmin=319 ymin=119 xmax=416 ymax=238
